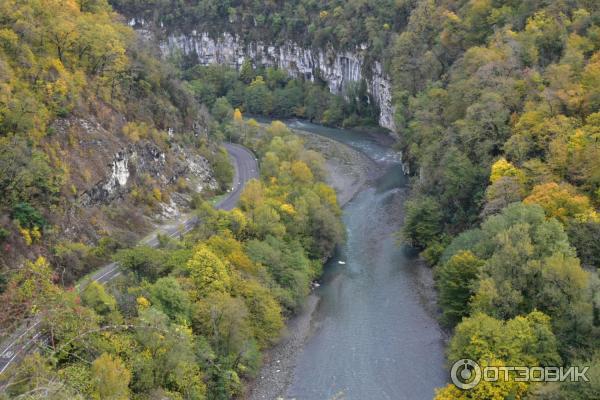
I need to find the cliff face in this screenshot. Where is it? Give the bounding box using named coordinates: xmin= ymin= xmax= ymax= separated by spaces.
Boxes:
xmin=148 ymin=28 xmax=396 ymax=134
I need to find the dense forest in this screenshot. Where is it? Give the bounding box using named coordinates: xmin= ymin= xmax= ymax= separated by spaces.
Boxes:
xmin=179 ymin=62 xmax=379 ymax=128
xmin=2 ymin=0 xmax=600 ymax=399
xmin=392 ymin=1 xmax=600 ymax=399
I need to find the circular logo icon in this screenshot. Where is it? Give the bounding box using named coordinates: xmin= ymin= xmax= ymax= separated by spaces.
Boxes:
xmin=451 ymin=359 xmax=482 ymax=390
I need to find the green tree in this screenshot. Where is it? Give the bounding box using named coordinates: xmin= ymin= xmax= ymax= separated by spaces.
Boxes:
xmin=115 ymin=246 xmax=168 ymax=281
xmin=265 ymin=67 xmax=288 ymax=89
xmin=210 ymin=146 xmax=234 ymax=191
xmin=81 ymin=281 xmax=117 ymax=317
xmin=401 ymin=195 xmax=443 ymax=249
xmin=436 ymin=250 xmax=484 ymax=327
xmin=244 ymin=76 xmax=271 ymax=115
xmin=567 ymin=221 xmax=600 ymax=268
xmin=147 ymin=276 xmax=191 ymax=323
xmin=239 ymin=58 xmax=255 ymax=84
xmin=132 ymin=308 xmax=204 ymax=397
xmin=211 ymin=96 xmax=234 ymax=123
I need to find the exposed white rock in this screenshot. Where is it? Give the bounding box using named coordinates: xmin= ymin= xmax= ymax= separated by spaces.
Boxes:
xmin=129 ymin=17 xmax=146 ymax=27
xmin=103 ymin=152 xmax=130 ymax=194
xmin=159 ymin=199 xmax=180 ymax=219
xmin=158 ymin=32 xmax=397 ymax=136
xmin=185 ymin=153 xmax=218 ymax=192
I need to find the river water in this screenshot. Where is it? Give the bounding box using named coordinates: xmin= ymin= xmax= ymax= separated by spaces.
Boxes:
xmin=284 ymin=121 xmax=447 ymax=400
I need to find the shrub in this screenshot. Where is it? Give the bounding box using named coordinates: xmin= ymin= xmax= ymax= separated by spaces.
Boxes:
xmin=11 ymin=202 xmax=46 ymax=229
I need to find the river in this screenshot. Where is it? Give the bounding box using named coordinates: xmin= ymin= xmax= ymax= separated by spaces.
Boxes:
xmin=283 ymin=121 xmax=447 ymax=400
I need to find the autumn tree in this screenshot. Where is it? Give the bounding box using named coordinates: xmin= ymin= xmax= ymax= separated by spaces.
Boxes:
xmin=186 ymin=245 xmax=231 ymax=295
xmin=91 ymin=353 xmax=131 ymax=400
xmin=524 ymin=182 xmax=599 ymax=224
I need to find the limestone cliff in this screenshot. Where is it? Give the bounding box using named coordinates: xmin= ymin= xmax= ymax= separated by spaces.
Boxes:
xmin=131 ymin=20 xmax=396 ymax=135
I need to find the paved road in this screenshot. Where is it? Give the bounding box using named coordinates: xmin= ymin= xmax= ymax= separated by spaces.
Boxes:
xmin=0 ymin=142 xmax=258 ymax=378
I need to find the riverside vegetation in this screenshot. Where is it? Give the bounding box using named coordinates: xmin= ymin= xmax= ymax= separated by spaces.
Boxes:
xmin=2 ymin=116 xmax=344 ymax=399
xmin=2 ymin=0 xmax=600 ymax=399
xmin=180 ymin=62 xmax=380 ymax=129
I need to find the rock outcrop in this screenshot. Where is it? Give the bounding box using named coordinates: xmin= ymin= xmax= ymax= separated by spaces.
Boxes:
xmin=143 ymin=27 xmax=396 ymax=135
xmin=51 ymin=117 xmax=216 ymax=207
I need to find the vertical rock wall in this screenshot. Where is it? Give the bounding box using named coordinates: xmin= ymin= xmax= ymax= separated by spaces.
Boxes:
xmin=155 ymin=31 xmax=396 ymax=134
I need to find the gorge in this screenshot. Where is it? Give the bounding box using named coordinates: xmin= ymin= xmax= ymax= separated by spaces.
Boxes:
xmin=127 ymin=19 xmax=447 ymax=400
xmin=248 ymin=121 xmax=447 ymax=400
xmin=131 ymin=19 xmax=396 ymax=135
xmin=2 ymin=1 xmax=599 ymax=399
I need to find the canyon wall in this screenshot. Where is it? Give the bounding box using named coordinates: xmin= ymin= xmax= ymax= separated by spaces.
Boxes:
xmin=143 ymin=26 xmax=396 ymax=134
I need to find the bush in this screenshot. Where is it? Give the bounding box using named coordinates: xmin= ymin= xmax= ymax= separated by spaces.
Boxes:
xmin=11 ymin=202 xmax=46 ymax=229
xmin=211 ymin=147 xmax=234 ymax=192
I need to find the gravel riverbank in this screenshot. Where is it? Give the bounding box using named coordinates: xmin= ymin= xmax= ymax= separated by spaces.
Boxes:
xmin=292 ymin=128 xmax=379 ymax=207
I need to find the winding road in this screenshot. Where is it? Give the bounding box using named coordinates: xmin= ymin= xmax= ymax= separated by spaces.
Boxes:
xmin=0 ymin=142 xmax=258 ymax=378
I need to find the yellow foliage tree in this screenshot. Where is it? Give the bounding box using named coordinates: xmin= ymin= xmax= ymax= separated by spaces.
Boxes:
xmin=290 ymin=160 xmax=314 ymax=183
xmin=240 ymin=179 xmax=265 ymax=211
xmin=91 ymin=353 xmax=131 ymax=400
xmin=207 ymin=232 xmax=258 ymax=274
xmin=524 ymin=182 xmax=599 ymax=223
xmin=14 ymin=257 xmax=59 ymax=310
xmin=186 ymin=244 xmax=231 ymax=295
xmin=434 ymin=358 xmax=528 ymax=400
xmin=266 ymin=120 xmax=289 ymax=137
xmin=280 ymin=203 xmax=296 ymax=215
xmin=233 ymin=108 xmax=243 ymax=123
xmin=315 ymin=182 xmax=339 ymax=209
xmin=490 ymin=158 xmax=525 ymax=184
xmin=236 ymin=278 xmax=284 ymax=346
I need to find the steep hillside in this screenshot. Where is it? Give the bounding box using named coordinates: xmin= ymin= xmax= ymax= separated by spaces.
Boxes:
xmin=0 ymin=0 xmax=231 ymax=287
xmin=391 ymin=2 xmax=600 ymax=399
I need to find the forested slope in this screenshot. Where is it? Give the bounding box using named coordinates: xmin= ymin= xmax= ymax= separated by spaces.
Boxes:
xmin=0 ymin=0 xmax=233 ymax=292
xmin=392 ymin=1 xmax=600 ymax=399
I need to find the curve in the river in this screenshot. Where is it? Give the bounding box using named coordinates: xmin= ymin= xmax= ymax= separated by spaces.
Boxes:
xmin=285 ymin=121 xmax=447 ymax=400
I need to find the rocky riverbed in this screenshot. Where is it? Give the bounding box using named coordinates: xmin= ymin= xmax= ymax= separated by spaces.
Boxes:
xmin=246 ymin=122 xmax=446 ymax=400
xmin=293 ymin=129 xmax=379 ymax=207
